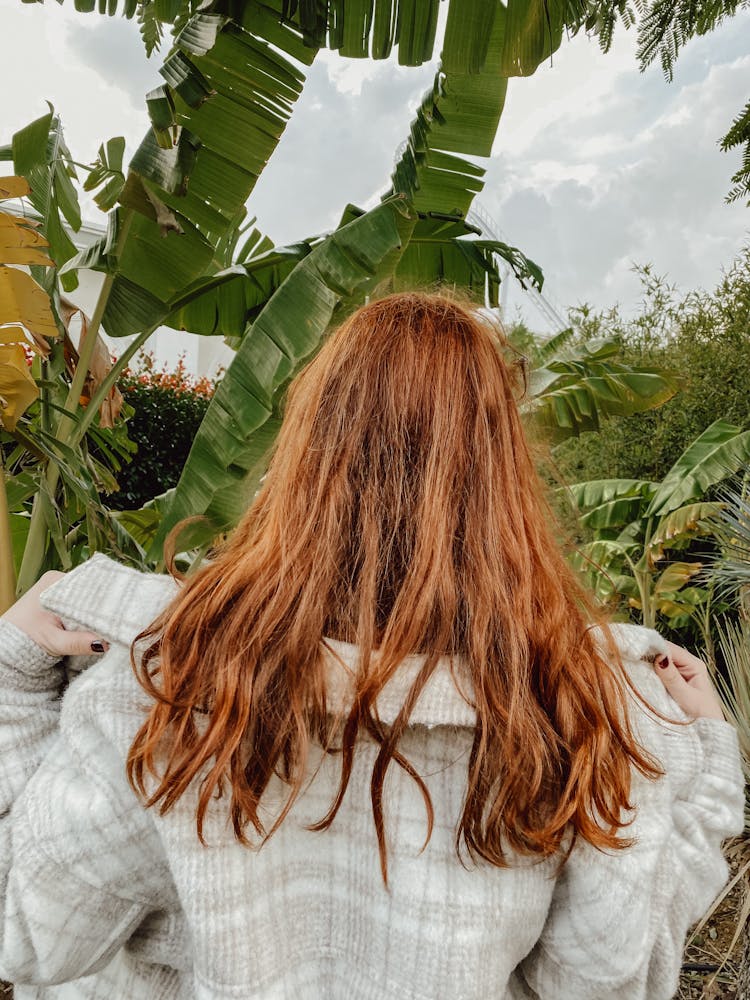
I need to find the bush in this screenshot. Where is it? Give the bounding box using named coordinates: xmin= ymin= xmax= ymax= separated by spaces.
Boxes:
xmin=555 ymin=250 xmax=750 ymax=486
xmin=108 ymin=354 xmax=216 ymax=510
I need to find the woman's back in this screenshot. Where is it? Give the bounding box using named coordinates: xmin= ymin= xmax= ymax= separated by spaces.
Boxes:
xmin=0 ymin=292 xmax=744 ymax=999
xmin=3 ymin=556 xmax=740 ymax=1000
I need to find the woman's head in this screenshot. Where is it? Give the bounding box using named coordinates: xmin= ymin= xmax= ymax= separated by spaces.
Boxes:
xmin=259 ymin=290 xmax=533 ymax=652
xmin=128 ymin=291 xmax=659 ymax=880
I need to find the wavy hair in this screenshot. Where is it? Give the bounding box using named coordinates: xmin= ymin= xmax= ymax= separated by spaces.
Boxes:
xmin=128 ymin=291 xmax=660 ymax=881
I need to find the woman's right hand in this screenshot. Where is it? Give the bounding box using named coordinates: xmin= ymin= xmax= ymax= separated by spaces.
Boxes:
xmin=1 ymin=572 xmax=108 ymax=658
xmin=654 ymin=642 xmax=726 ymax=721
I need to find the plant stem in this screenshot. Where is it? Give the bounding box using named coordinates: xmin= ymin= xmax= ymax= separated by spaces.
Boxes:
xmin=71 ymin=324 xmax=157 ymax=446
xmin=16 ymin=489 xmax=49 ymax=597
xmin=56 ymin=208 xmax=133 ymax=449
xmin=639 ymin=519 xmax=656 ymax=629
xmin=0 ymin=451 xmax=17 ymax=613
xmin=16 ymin=208 xmax=134 ymax=594
xmin=40 ymin=357 xmax=52 ymax=437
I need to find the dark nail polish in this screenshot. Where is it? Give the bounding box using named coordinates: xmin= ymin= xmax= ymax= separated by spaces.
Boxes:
xmin=91 ymin=641 xmax=105 ymax=653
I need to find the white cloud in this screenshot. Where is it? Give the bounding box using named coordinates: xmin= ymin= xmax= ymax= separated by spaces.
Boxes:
xmin=482 ymin=15 xmax=750 ymax=326
xmin=1 ymin=0 xmax=748 ymax=334
xmin=2 ymin=0 xmax=151 ymax=162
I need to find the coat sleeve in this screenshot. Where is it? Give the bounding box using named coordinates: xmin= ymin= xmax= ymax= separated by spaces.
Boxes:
xmin=0 ymin=621 xmax=175 ymax=987
xmin=516 ymin=656 xmax=745 ymax=1000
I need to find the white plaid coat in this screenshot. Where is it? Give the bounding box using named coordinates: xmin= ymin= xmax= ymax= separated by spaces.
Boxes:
xmin=0 ymin=555 xmax=744 ymax=999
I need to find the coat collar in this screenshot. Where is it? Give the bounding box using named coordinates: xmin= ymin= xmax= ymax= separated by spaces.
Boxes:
xmin=39 ymin=554 xmax=667 ymax=729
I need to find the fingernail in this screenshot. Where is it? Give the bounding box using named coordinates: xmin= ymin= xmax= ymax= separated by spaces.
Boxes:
xmin=656 ymin=655 xmax=669 ymax=669
xmin=91 ymin=641 xmax=106 ymax=653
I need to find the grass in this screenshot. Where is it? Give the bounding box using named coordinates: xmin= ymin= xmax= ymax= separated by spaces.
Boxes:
xmin=677 ymin=850 xmax=746 ymax=999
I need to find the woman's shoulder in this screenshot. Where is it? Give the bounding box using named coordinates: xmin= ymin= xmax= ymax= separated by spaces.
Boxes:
xmin=591 ymin=621 xmax=682 ymax=719
xmin=39 ymin=553 xmax=179 ymax=648
xmin=58 ymin=647 xmax=150 ymax=769
xmin=35 ymin=554 xmax=177 ymax=755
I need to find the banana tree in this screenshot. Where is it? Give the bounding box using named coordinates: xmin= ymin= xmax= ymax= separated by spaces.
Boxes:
xmin=523 ymin=331 xmax=681 ymax=442
xmin=6 ymin=0 xmax=548 ymax=583
xmin=9 ymin=0 xmax=675 ymax=586
xmin=0 ymin=164 xmax=144 ymax=610
xmin=564 ymin=418 xmax=750 ymax=630
xmin=0 ymin=174 xmax=57 ymax=611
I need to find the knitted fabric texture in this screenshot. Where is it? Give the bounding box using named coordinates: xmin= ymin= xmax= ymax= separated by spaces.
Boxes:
xmin=0 ymin=554 xmax=744 ymax=999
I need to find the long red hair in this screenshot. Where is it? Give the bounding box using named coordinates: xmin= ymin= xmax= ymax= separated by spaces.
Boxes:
xmin=128 ymin=291 xmax=660 ymax=880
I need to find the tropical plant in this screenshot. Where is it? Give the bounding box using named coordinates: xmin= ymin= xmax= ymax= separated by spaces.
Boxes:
xmin=108 ymin=353 xmax=215 ymax=510
xmin=563 ymin=419 xmax=750 ymax=632
xmin=679 ymin=485 xmax=750 ymax=992
xmin=0 ymin=124 xmax=147 ymax=612
xmin=573 ymin=0 xmax=750 ymax=205
xmin=3 ymin=0 xmax=682 ymax=591
xmin=0 ymin=172 xmax=57 ymax=612
xmin=556 ymin=256 xmax=750 ymax=488
xmin=521 ymin=325 xmax=679 ymax=444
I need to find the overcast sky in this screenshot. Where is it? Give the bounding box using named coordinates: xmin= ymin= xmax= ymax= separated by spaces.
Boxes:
xmin=2 ymin=0 xmax=749 ymax=331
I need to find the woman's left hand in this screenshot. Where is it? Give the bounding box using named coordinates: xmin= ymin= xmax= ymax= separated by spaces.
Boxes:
xmin=654 ymin=641 xmax=726 ymax=722
xmin=2 ymin=572 xmax=109 ymax=659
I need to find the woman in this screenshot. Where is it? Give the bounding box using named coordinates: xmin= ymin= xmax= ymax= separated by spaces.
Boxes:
xmin=0 ymin=292 xmax=743 ymax=999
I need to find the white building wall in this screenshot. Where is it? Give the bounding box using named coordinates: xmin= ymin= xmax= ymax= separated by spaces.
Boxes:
xmin=68 ymin=255 xmax=234 ymax=380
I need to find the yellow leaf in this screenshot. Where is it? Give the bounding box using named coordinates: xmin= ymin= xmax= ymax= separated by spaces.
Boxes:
xmin=0 ymin=176 xmax=31 ymax=200
xmin=1 ymin=247 xmax=54 ymax=266
xmin=0 ymin=324 xmax=49 ymax=356
xmin=653 ymin=561 xmax=703 ymax=596
xmin=0 ymin=208 xmax=53 ymax=266
xmin=0 ymin=266 xmax=58 ymax=344
xmin=0 ymin=343 xmax=38 ymax=430
xmin=0 ymin=325 xmax=28 ymax=344
xmin=0 ymin=212 xmax=54 ymax=267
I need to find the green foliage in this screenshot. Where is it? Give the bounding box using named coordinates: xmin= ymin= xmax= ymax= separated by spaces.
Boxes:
xmin=563 ymin=419 xmax=750 ymax=634
xmin=4 ymin=0 xmax=687 ymax=589
xmin=722 ymin=99 xmax=750 ymax=205
xmin=556 ymin=255 xmax=750 ymax=485
xmin=83 ymin=137 xmax=126 ymax=212
xmin=520 ymin=327 xmax=680 ymax=443
xmin=108 ymin=355 xmax=213 ymax=509
xmin=3 ymin=108 xmax=81 ymax=291
xmin=34 ymin=0 xmax=587 ymax=67
xmin=138 ymin=0 xmax=164 ymax=56
xmin=555 ymin=254 xmax=750 ymax=642
xmin=575 ymin=0 xmax=748 ymax=80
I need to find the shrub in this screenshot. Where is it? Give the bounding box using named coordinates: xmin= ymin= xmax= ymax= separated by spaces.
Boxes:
xmin=108 ymin=354 xmax=216 ymax=510
xmin=555 ymin=250 xmax=750 ymax=486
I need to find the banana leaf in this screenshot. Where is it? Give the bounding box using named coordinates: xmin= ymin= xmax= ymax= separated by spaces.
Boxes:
xmin=7 ymin=110 xmax=81 ymax=292
xmin=389 ymin=1 xmax=508 ymax=217
xmin=163 ymin=243 xmax=315 ymax=337
xmin=499 ymin=0 xmax=571 ymax=76
xmin=58 ymin=2 xmax=320 ymax=343
xmin=149 ymin=196 xmax=415 ymax=554
xmin=650 ymin=501 xmax=722 ymax=552
xmin=646 ymin=419 xmax=750 ymax=518
xmin=526 ymin=360 xmax=681 ymax=442
xmin=652 ymin=561 xmax=702 ymax=596
xmin=564 ymin=478 xmax=657 ymax=511
xmin=39 ymin=0 xmax=579 ymax=72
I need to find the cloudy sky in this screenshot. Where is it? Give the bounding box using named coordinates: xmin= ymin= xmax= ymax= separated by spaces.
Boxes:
xmin=2 ymin=0 xmax=749 ymax=332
